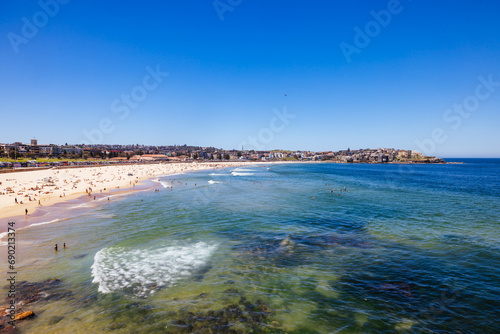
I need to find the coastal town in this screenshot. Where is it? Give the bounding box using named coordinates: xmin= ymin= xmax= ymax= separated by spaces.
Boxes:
xmin=0 ymin=139 xmax=444 ymax=168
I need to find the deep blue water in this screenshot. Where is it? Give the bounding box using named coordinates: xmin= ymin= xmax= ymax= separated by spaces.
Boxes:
xmin=10 ymin=159 xmax=500 ymax=333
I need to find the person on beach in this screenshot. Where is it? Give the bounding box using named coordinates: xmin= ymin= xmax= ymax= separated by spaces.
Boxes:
xmin=25 ymin=209 xmax=28 ymax=216
xmin=63 ymin=243 xmax=66 ymax=249
xmin=55 ymin=244 xmax=58 ymax=251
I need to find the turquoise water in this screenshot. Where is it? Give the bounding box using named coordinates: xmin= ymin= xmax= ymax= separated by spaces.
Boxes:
xmin=5 ymin=160 xmax=500 ymax=333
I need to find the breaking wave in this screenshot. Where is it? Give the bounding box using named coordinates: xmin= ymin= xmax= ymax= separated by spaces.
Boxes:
xmin=91 ymin=242 xmax=217 ymax=297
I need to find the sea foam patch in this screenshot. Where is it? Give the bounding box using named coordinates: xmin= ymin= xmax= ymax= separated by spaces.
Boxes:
xmin=231 ymin=172 xmax=254 ymax=176
xmin=153 ymin=179 xmax=172 ymax=188
xmin=91 ymin=242 xmax=217 ymax=296
xmin=231 ymin=167 xmax=257 ymax=176
xmin=232 ymin=168 xmax=256 ymax=172
xmin=26 ymin=218 xmax=65 ymax=228
xmin=0 ymin=232 xmax=8 ymax=246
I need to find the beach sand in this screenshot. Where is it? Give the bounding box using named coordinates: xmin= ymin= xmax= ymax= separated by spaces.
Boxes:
xmin=0 ymin=162 xmax=262 ymax=222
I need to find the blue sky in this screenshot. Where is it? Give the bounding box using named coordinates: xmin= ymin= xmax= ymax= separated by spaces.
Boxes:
xmin=1 ymin=0 xmax=499 ymax=157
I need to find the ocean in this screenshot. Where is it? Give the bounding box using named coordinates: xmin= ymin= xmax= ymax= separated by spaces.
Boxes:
xmin=3 ymin=159 xmax=500 ymax=333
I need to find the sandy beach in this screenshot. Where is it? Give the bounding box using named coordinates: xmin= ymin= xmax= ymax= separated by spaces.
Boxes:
xmin=0 ymin=162 xmax=262 ymax=221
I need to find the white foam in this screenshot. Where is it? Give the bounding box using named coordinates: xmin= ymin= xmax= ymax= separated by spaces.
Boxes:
xmin=232 ymin=168 xmax=256 ymax=172
xmin=208 ymin=180 xmax=223 ymax=184
xmin=153 ymin=179 xmax=172 ymax=188
xmin=91 ymin=242 xmax=217 ymax=296
xmin=209 ymin=173 xmax=230 ymax=176
xmin=231 ymin=172 xmax=254 ymax=176
xmin=96 ymin=193 xmax=121 ymax=202
xmin=160 ymin=181 xmax=172 ymax=188
xmin=70 ymin=202 xmax=94 ymax=209
xmin=26 ymin=218 xmax=64 ymax=229
xmin=0 ymin=232 xmax=8 ymax=246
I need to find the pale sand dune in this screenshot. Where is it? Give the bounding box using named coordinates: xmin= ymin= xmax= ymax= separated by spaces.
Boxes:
xmin=0 ymin=162 xmax=263 ymax=220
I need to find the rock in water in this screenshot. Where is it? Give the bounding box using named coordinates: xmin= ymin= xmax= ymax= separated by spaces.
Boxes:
xmin=279 ymin=236 xmax=295 ymax=247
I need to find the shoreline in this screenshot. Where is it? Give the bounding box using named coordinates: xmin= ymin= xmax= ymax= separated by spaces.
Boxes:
xmin=0 ymin=161 xmax=265 ymax=225
xmin=0 ymin=182 xmax=154 ymax=238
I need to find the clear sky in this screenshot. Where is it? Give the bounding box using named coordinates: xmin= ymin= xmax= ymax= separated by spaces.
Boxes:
xmin=1 ymin=0 xmax=499 ymax=157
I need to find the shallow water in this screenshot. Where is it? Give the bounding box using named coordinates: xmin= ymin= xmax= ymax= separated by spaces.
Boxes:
xmin=2 ymin=160 xmax=499 ymax=333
